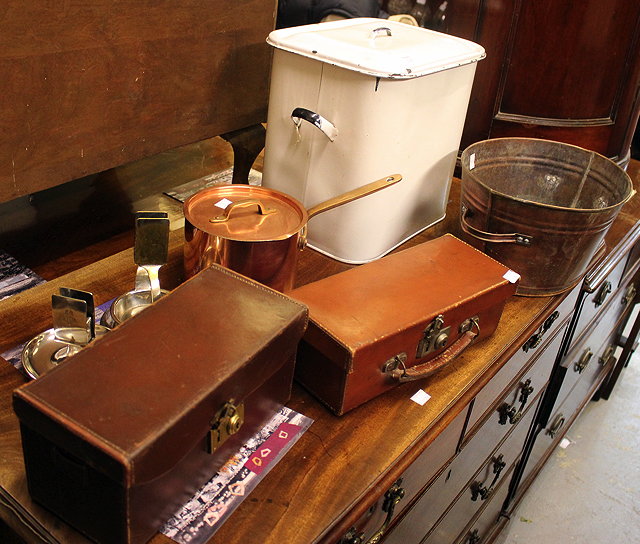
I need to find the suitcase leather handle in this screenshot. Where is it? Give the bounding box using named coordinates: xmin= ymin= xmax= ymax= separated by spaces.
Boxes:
xmin=460 ymin=205 xmax=533 ymax=246
xmin=386 ymin=328 xmax=479 ymax=383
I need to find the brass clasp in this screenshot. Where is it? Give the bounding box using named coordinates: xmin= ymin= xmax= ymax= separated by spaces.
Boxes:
xmin=207 ymin=401 xmax=244 ymax=454
xmin=416 ymin=315 xmax=451 ymax=358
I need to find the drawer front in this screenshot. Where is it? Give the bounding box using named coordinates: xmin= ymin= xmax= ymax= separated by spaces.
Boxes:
xmin=465 ymin=316 xmax=568 ymax=440
xmin=622 ymin=237 xmax=640 ymax=280
xmin=465 ymin=286 xmax=577 ymax=433
xmin=422 ymin=401 xmax=537 ymax=544
xmin=386 ymin=354 xmax=550 ymax=544
xmin=569 ymin=257 xmax=630 ymax=352
xmin=519 ymin=341 xmax=617 ymax=490
xmin=336 ymin=409 xmax=467 ymax=544
xmin=555 ymin=288 xmax=628 ymax=411
xmin=454 ymin=466 xmax=514 ymax=544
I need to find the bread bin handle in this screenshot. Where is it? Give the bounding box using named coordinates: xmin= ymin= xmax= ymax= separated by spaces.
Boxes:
xmin=291 ymin=107 xmax=338 ymax=141
xmin=370 ymin=26 xmax=392 ymax=40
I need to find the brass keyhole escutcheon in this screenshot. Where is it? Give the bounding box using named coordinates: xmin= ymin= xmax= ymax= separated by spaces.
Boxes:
xmin=207 ymin=401 xmax=244 ymax=454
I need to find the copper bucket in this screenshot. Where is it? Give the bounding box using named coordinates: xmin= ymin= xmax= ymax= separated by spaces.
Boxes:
xmin=460 ymin=138 xmax=634 ymax=296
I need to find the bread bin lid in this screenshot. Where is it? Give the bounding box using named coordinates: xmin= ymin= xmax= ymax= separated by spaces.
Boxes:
xmin=267 ymin=17 xmax=486 ymax=79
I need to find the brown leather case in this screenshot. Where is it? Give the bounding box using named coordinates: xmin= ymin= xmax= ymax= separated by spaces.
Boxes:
xmin=290 ymin=234 xmax=519 ymax=415
xmin=13 ymin=265 xmax=308 ymax=544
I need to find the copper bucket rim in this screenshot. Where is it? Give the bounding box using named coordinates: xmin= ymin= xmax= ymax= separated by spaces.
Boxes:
xmin=461 ymin=137 xmax=635 ymax=213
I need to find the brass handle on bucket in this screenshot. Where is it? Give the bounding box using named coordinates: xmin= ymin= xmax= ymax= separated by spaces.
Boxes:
xmin=460 ymin=205 xmax=533 ymax=246
xmin=209 ymin=199 xmax=276 ymax=223
xmin=307 ymin=174 xmax=402 ymax=220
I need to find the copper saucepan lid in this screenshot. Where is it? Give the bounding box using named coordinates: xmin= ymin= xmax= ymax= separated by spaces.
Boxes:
xmin=184 ymin=174 xmax=403 ymax=241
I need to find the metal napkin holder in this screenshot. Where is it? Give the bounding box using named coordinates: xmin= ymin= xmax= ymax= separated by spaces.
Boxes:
xmin=101 ymin=211 xmax=170 ymax=328
xmin=21 ymin=288 xmax=107 ymax=379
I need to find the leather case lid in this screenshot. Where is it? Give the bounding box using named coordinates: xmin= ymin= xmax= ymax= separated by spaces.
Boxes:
xmin=13 ymin=265 xmax=308 ymax=485
xmin=291 ymin=234 xmax=518 ymax=353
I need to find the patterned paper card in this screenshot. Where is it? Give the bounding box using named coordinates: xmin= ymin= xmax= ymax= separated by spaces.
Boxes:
xmin=0 ymin=250 xmax=44 ymax=302
xmin=160 ymin=407 xmax=313 ymax=544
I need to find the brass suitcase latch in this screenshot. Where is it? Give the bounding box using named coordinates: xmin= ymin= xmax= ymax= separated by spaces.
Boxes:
xmin=416 ymin=315 xmax=451 ymax=358
xmin=207 ymin=401 xmax=244 ymax=454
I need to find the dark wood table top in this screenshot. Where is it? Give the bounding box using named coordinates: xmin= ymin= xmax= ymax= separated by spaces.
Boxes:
xmin=1 ymin=175 xmax=639 ymax=544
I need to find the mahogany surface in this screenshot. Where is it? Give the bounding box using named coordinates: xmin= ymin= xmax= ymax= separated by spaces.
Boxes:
xmin=0 ymin=1 xmax=275 ymax=204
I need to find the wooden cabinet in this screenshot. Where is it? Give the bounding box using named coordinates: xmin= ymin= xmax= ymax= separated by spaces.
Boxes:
xmin=0 ymin=1 xmax=275 ymax=203
xmin=440 ymin=0 xmax=640 ymax=166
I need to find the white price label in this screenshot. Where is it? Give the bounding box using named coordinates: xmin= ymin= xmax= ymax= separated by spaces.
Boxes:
xmin=503 ymin=270 xmax=521 ymax=284
xmin=410 ymin=389 xmax=431 ymax=406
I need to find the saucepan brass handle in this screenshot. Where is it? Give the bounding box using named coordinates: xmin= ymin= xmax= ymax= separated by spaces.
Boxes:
xmin=307 ymin=174 xmax=402 ymax=220
xmin=209 ymin=199 xmax=276 ymax=223
xmin=383 ymin=318 xmax=480 ymax=383
xmin=460 ymin=204 xmax=533 ymax=246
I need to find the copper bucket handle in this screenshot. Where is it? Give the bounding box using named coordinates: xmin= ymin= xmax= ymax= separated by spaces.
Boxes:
xmin=461 ymin=204 xmax=533 ymax=247
xmin=307 ymin=174 xmax=402 ymax=220
xmin=209 ymin=199 xmax=277 ymax=223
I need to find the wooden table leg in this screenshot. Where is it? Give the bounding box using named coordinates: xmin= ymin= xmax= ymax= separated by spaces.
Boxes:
xmin=220 ymin=124 xmax=266 ymax=184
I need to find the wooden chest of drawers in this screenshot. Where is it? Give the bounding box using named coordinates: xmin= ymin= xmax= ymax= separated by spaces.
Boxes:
xmin=1 ymin=182 xmax=639 ymax=544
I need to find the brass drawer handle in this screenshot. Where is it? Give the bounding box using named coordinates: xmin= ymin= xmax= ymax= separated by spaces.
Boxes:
xmin=594 ymin=280 xmax=612 ymax=307
xmin=338 ymin=528 xmax=365 ymax=544
xmin=365 ymin=480 xmax=406 ymax=544
xmin=599 ymin=345 xmax=616 ymax=366
xmin=546 ymin=413 xmax=566 ymax=438
xmin=466 ymin=529 xmax=481 ymax=544
xmin=573 ymin=348 xmax=593 ymax=374
xmin=498 ymin=379 xmax=534 ymax=425
xmin=622 ymin=283 xmax=636 ymax=305
xmin=470 ymin=454 xmax=506 ymax=501
xmin=522 ymin=311 xmax=559 ymax=352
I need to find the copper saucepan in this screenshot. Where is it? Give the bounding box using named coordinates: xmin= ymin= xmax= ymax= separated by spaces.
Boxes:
xmin=183 ymin=174 xmax=402 ymax=291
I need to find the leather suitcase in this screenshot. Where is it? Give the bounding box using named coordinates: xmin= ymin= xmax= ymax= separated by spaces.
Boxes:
xmin=290 ymin=234 xmax=519 ymax=415
xmin=13 ymin=265 xmax=308 ymax=544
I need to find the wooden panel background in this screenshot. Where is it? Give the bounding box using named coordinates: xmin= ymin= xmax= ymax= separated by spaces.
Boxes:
xmin=446 ymin=0 xmax=640 ymax=163
xmin=0 ymin=0 xmax=275 ymax=203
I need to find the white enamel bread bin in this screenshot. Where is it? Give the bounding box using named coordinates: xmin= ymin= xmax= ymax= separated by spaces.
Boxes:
xmin=262 ymin=18 xmax=485 ymax=263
